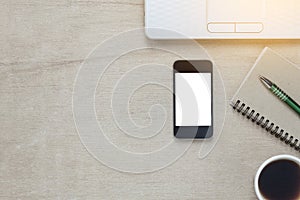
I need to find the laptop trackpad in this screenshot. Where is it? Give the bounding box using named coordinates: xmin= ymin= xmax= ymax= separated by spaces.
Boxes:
xmin=207 ymin=0 xmax=264 ymax=33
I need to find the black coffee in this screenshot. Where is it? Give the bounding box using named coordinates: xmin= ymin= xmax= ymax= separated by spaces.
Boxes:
xmin=258 ymin=159 xmax=300 ymax=200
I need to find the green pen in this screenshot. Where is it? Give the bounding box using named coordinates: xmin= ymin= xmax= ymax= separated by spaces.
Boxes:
xmin=259 ymin=76 xmax=300 ymax=116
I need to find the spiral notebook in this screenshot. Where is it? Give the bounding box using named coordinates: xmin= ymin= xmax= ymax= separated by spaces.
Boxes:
xmin=231 ymin=47 xmax=300 ymax=152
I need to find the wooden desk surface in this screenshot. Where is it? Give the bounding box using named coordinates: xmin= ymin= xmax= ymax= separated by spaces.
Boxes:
xmin=1 ymin=1 xmax=300 ymax=199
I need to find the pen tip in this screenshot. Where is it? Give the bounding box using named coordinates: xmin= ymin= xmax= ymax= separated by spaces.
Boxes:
xmin=259 ymin=75 xmax=273 ymax=89
xmin=259 ymin=75 xmax=265 ymax=80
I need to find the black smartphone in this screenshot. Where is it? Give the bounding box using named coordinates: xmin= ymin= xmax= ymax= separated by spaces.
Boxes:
xmin=173 ymin=60 xmax=213 ymax=139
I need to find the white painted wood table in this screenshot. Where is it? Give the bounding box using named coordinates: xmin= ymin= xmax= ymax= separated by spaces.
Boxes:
xmin=1 ymin=1 xmax=300 ymax=199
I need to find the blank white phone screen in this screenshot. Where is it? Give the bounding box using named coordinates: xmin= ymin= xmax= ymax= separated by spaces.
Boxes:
xmin=175 ymin=73 xmax=211 ymax=126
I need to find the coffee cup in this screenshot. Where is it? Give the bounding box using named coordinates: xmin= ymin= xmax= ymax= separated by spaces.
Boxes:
xmin=254 ymin=155 xmax=300 ymax=200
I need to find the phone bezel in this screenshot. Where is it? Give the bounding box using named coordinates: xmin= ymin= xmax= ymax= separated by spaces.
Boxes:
xmin=173 ymin=60 xmax=213 ymax=139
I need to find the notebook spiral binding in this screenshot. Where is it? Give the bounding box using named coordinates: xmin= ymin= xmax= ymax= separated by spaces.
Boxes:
xmin=233 ymin=100 xmax=300 ymax=152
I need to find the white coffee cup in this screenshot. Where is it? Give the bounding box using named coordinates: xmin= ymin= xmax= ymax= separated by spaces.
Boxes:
xmin=254 ymin=155 xmax=300 ymax=200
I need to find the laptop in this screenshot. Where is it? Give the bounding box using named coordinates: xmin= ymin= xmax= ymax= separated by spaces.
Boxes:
xmin=145 ymin=0 xmax=300 ymax=39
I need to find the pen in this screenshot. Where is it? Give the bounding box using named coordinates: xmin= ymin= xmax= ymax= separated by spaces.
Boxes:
xmin=259 ymin=76 xmax=300 ymax=116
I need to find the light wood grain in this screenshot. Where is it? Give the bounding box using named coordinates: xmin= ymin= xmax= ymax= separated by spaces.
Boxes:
xmin=1 ymin=0 xmax=300 ymax=199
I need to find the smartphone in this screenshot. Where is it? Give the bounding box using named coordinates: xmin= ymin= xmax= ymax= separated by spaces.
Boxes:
xmin=173 ymin=60 xmax=213 ymax=139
